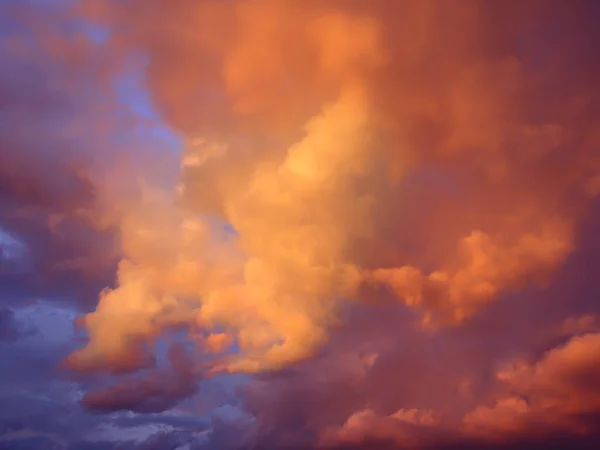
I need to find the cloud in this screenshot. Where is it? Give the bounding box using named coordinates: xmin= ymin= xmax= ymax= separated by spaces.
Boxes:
xmin=0 ymin=308 xmax=24 ymax=342
xmin=369 ymin=227 xmax=570 ymax=325
xmin=0 ymin=0 xmax=181 ymax=311
xmin=561 ymin=315 xmax=599 ymax=336
xmin=81 ymin=343 xmax=200 ymax=413
xmin=2 ymin=0 xmax=600 ymax=449
xmin=318 ymin=408 xmax=439 ymax=449
xmin=465 ymin=332 xmax=600 ymax=435
xmin=0 ymin=1 xmax=123 ymax=307
xmin=67 ymin=0 xmax=600 ymax=381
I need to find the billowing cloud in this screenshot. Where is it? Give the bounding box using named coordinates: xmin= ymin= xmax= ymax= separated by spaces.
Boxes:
xmin=68 ymin=0 xmax=600 ymax=378
xmin=318 ymin=408 xmax=439 ymax=449
xmin=2 ymin=0 xmax=600 ymax=449
xmin=464 ymin=332 xmax=600 ymax=436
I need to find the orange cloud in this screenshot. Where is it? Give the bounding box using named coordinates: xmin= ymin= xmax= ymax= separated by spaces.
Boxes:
xmin=319 ymin=408 xmax=439 ymax=449
xmin=464 ymin=332 xmax=600 ymax=440
xmin=370 ymin=226 xmax=571 ymax=324
xmin=70 ymin=0 xmax=600 ymax=394
xmin=6 ymin=1 xmax=600 ymax=448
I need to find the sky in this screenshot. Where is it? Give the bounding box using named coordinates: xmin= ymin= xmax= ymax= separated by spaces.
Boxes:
xmin=1 ymin=0 xmax=600 ymax=449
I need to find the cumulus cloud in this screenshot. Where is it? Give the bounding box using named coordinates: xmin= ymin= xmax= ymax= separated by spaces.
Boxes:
xmin=3 ymin=0 xmax=600 ymax=448
xmin=319 ymin=408 xmax=439 ymax=449
xmin=65 ymin=0 xmax=600 ymax=380
xmin=466 ymin=333 xmax=600 ymax=435
xmin=369 ymin=227 xmax=570 ymax=324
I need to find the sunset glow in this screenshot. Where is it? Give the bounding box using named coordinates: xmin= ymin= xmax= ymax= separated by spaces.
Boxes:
xmin=1 ymin=1 xmax=599 ymax=448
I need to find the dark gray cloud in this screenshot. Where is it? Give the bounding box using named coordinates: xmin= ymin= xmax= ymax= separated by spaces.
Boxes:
xmin=82 ymin=343 xmax=201 ymax=414
xmin=0 ymin=308 xmax=25 ymax=342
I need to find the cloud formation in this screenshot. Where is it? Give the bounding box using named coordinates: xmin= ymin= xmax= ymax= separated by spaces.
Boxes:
xmin=465 ymin=332 xmax=600 ymax=436
xmin=65 ymin=0 xmax=599 ymax=378
xmin=82 ymin=343 xmax=200 ymax=413
xmin=2 ymin=0 xmax=600 ymax=448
